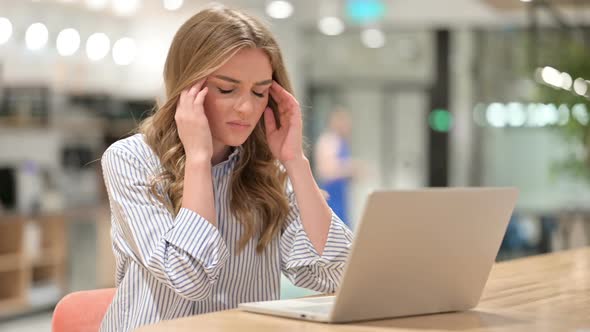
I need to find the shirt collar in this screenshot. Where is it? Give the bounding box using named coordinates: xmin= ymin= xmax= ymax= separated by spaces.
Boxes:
xmin=212 ymin=146 xmax=242 ymax=177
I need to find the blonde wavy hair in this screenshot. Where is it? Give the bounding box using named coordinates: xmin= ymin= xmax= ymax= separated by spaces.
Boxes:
xmin=138 ymin=6 xmax=292 ymax=253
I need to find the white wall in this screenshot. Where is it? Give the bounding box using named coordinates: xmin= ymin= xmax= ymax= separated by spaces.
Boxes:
xmin=307 ymin=30 xmax=434 ymax=83
xmin=481 ymin=127 xmax=590 ymax=213
xmin=449 ymin=28 xmax=476 ymax=187
xmin=387 ymin=91 xmax=428 ymax=189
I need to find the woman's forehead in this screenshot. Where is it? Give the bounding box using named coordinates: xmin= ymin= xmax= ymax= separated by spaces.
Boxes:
xmin=212 ymin=48 xmax=272 ymax=83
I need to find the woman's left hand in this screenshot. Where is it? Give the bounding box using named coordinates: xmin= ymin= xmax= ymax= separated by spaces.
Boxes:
xmin=264 ymin=81 xmax=305 ymax=164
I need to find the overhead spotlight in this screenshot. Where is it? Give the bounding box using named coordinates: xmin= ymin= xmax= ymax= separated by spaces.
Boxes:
xmin=112 ymin=0 xmax=141 ymax=16
xmin=560 ymin=72 xmax=573 ymax=90
xmin=266 ymin=1 xmax=293 ymax=19
xmin=163 ymin=0 xmax=183 ymax=11
xmin=572 ymin=104 xmax=589 ymax=125
xmin=85 ymin=0 xmax=109 ymax=10
xmin=86 ymin=32 xmax=111 ymax=61
xmin=540 ymin=66 xmax=562 ymax=88
xmin=573 ymin=78 xmax=588 ymax=96
xmin=56 ymin=28 xmax=81 ymax=56
xmin=506 ymin=103 xmax=527 ymax=127
xmin=361 ymin=28 xmax=385 ymax=48
xmin=112 ymin=37 xmax=137 ymax=65
xmin=486 ymin=103 xmax=507 ymax=128
xmin=0 ymin=17 xmax=13 ymax=45
xmin=26 ymin=23 xmax=49 ymax=51
xmin=318 ymin=16 xmax=345 ymax=36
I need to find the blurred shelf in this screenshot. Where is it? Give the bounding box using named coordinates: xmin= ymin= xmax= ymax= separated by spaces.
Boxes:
xmin=28 ymin=283 xmax=62 ymax=308
xmin=64 ymin=205 xmax=107 ymax=219
xmin=0 ymin=295 xmax=60 ymax=321
xmin=0 ymin=298 xmax=28 ymax=319
xmin=0 ymin=125 xmax=48 ymax=130
xmin=0 ymin=215 xmax=67 ymax=319
xmin=0 ymin=254 xmax=25 ymax=272
xmin=30 ymin=253 xmax=61 ymax=268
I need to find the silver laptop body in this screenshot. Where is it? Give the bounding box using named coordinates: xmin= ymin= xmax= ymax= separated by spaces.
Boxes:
xmin=239 ymin=187 xmax=519 ymax=323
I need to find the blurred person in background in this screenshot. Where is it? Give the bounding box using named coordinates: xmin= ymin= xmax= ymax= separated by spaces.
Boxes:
xmin=99 ymin=6 xmax=352 ymax=332
xmin=315 ymin=108 xmax=358 ymax=228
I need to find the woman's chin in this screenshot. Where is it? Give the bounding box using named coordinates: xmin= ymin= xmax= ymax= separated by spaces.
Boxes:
xmin=221 ymin=135 xmax=249 ymax=147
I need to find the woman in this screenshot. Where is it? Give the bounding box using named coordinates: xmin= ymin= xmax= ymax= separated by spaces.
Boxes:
xmin=100 ymin=6 xmax=352 ymax=331
xmin=315 ymin=108 xmax=356 ymax=227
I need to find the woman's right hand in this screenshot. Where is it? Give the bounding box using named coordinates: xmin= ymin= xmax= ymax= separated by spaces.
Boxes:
xmin=175 ymin=79 xmax=212 ymax=163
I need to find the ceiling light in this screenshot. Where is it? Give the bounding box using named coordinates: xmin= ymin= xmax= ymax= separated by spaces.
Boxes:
xmin=266 ymin=1 xmax=293 ymax=19
xmin=26 ymin=23 xmax=49 ymax=50
xmin=86 ymin=32 xmax=111 ymax=61
xmin=318 ymin=16 xmax=345 ymax=36
xmin=56 ymin=28 xmax=81 ymax=56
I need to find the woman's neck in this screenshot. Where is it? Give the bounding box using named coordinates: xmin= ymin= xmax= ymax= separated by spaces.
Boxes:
xmin=211 ymin=140 xmax=232 ymax=165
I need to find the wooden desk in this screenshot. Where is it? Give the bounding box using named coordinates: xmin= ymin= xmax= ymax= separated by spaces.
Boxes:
xmin=136 ymin=247 xmax=590 ymax=332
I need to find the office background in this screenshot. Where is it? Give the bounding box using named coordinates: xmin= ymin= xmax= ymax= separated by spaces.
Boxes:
xmin=0 ymin=0 xmax=589 ymax=330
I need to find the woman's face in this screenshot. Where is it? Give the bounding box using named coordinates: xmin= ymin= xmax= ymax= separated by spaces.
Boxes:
xmin=203 ymin=48 xmax=273 ymax=147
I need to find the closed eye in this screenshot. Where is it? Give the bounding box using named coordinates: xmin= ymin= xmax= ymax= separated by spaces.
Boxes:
xmin=219 ymin=88 xmax=265 ymax=99
xmin=218 ymin=88 xmax=234 ymax=94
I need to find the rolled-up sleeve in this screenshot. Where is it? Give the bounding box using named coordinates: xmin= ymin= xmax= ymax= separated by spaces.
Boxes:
xmin=101 ymin=145 xmax=230 ymax=301
xmin=279 ymin=180 xmax=353 ymax=294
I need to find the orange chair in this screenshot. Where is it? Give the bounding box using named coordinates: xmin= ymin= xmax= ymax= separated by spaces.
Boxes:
xmin=52 ymin=288 xmax=116 ymax=332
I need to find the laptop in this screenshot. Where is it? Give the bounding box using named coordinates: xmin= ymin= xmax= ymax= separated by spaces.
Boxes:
xmin=238 ymin=187 xmax=519 ymax=323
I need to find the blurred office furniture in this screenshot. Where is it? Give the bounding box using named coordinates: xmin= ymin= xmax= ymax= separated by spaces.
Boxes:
xmin=555 ymin=210 xmax=590 ymax=250
xmin=0 ymin=214 xmax=67 ymax=318
xmin=0 ymin=86 xmax=50 ymax=127
xmin=498 ymin=212 xmax=552 ymax=260
xmin=0 ymin=85 xmax=150 ymax=320
xmin=0 ymin=167 xmax=17 ymax=212
xmin=51 ymin=287 xmax=115 ymax=332
xmin=499 ymin=209 xmax=590 ymax=260
xmin=96 ymin=207 xmax=116 ymax=289
xmin=61 ymin=146 xmax=95 ymax=171
xmin=136 ymin=246 xmax=590 ymax=332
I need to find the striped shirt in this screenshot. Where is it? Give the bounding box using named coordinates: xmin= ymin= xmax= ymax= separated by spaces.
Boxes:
xmin=99 ymin=134 xmax=353 ymax=332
